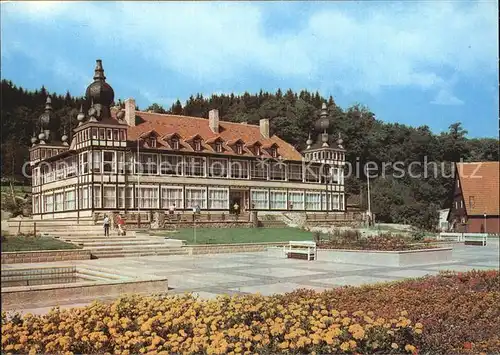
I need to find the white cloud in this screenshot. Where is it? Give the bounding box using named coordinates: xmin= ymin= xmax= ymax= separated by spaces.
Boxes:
xmin=2 ymin=1 xmax=497 ymax=98
xmin=431 ymin=89 xmax=464 ymax=106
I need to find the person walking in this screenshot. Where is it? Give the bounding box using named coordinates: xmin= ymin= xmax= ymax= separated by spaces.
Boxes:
xmin=233 ymin=202 xmax=239 ymax=215
xmin=117 ymin=214 xmax=125 ymax=236
xmin=103 ymin=215 xmax=110 ymax=237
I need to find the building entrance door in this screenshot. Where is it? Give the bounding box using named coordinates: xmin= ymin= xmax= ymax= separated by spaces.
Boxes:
xmin=229 ymin=189 xmax=249 ymax=214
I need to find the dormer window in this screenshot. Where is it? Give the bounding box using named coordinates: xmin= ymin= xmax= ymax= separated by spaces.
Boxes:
xmin=150 ymin=137 xmax=157 ymax=148
xmin=194 ymin=139 xmax=201 ymax=151
xmin=236 ymin=144 xmax=243 ymax=155
xmin=271 ymin=147 xmax=278 ymax=158
xmin=255 ymin=146 xmax=261 ymax=156
xmin=215 ymin=142 xmax=223 ymax=153
xmin=172 ymin=138 xmax=179 ymax=150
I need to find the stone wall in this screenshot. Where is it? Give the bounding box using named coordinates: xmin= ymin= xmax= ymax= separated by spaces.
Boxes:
xmin=1 ymin=249 xmax=91 ymax=264
xmin=188 ymin=242 xmax=286 ymax=255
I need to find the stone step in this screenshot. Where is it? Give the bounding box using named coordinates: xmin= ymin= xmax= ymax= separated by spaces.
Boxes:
xmin=76 ymin=269 xmax=125 ymax=280
xmin=47 ymin=231 xmax=137 ymax=237
xmin=84 ymin=243 xmax=175 ymax=251
xmin=91 ymin=248 xmax=188 ymax=259
xmin=78 ymin=240 xmax=165 ymax=247
xmin=60 ymin=237 xmax=141 ymax=243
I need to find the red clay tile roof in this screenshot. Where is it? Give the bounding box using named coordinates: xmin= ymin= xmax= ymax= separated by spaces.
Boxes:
xmin=119 ymin=110 xmax=303 ymax=161
xmin=456 ymin=161 xmax=499 ymax=216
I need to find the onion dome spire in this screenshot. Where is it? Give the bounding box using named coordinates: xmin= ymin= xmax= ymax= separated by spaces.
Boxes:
xmin=306 ymin=133 xmax=313 ymax=149
xmin=31 ymin=131 xmax=38 ymax=146
xmin=39 ymin=96 xmax=53 ymax=142
xmin=77 ymin=105 xmax=85 ymax=126
xmin=61 ymin=127 xmax=68 ymax=146
xmin=85 ymin=59 xmax=115 ymax=120
xmin=38 ymin=126 xmax=46 ymax=144
xmin=337 ymin=132 xmax=344 ymax=149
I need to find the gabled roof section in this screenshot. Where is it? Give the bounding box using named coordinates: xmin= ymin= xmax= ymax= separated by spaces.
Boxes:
xmin=456 ymin=161 xmax=499 ymax=216
xmin=226 ymin=138 xmax=244 ymax=146
xmin=205 ymin=136 xmax=224 ymax=144
xmin=120 ymin=110 xmax=303 ymax=160
xmin=184 ymin=134 xmax=203 ymax=143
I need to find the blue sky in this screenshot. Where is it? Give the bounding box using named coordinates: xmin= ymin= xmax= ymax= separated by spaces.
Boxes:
xmin=1 ymin=1 xmax=498 ymax=138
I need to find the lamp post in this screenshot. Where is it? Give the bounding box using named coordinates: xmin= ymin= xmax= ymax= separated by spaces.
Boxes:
xmin=484 ymin=213 xmax=487 ymax=234
xmin=365 ymin=165 xmax=376 ymax=227
xmin=137 ymin=138 xmax=141 ymax=228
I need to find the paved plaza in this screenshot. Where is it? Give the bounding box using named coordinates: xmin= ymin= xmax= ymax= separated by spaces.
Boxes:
xmin=3 ymin=240 xmax=499 ymax=315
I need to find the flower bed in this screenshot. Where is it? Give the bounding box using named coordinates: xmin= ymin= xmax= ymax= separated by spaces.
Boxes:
xmin=2 ymin=271 xmax=498 ymax=354
xmin=318 ymin=234 xmax=437 ymax=251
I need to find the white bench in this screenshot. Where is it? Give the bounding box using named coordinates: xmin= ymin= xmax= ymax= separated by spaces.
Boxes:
xmin=463 ymin=233 xmax=488 ymax=246
xmin=284 ymin=241 xmax=317 ymax=261
xmin=438 ymin=232 xmax=463 ymax=242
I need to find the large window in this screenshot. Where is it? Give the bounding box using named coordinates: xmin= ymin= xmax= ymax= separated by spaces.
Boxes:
xmin=93 ymin=185 xmax=101 ymax=208
xmin=126 ymin=186 xmax=134 ymax=208
xmin=340 ymin=194 xmax=345 ymax=210
xmin=209 ymin=158 xmax=227 ymax=178
xmin=161 ymin=186 xmax=183 ymax=209
xmin=117 ymin=152 xmax=126 ymax=174
xmin=305 ymin=164 xmax=320 ymax=183
xmin=55 ymin=192 xmax=64 ymax=211
xmin=64 ymin=190 xmax=76 ymax=210
xmin=185 ymin=157 xmax=205 ymax=177
xmin=56 ymin=162 xmax=65 ymax=180
xmin=230 ymin=160 xmax=248 ymax=179
xmin=92 ymin=151 xmax=101 ymax=172
xmin=44 ymin=194 xmax=53 ymax=213
xmin=305 ymin=192 xmax=321 ymax=210
xmin=33 ymin=195 xmax=40 ymax=214
xmin=288 ymin=191 xmax=304 ymax=210
xmin=103 ymin=186 xmax=116 ymax=208
xmin=270 ymin=162 xmax=286 ymax=181
xmin=251 ymin=189 xmax=268 ymax=209
xmin=288 ymin=164 xmax=303 ymax=182
xmin=118 ymin=187 xmax=125 ymax=208
xmin=270 ymin=190 xmax=286 ymax=209
xmin=79 ymin=187 xmax=89 ymax=209
xmin=65 ymin=157 xmax=77 ymax=177
xmin=79 ymin=152 xmax=89 ymax=174
xmin=103 ymin=151 xmax=116 ymax=173
xmin=160 ymin=155 xmax=183 ymax=175
xmin=135 ymin=186 xmax=158 ymax=209
xmin=251 ymin=161 xmax=267 ymax=180
xmin=208 ymin=188 xmax=228 ymax=209
xmin=332 ymin=194 xmax=340 ymax=210
xmin=185 ymin=187 xmax=206 ymax=209
xmin=139 ymin=153 xmax=158 ymax=174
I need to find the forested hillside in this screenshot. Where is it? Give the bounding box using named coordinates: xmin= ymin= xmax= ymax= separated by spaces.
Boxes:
xmin=1 ymin=80 xmax=498 ymax=228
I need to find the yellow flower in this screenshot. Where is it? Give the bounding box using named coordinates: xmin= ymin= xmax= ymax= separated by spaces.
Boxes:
xmin=340 ymin=341 xmax=350 ymax=351
xmin=400 ymin=310 xmax=408 ymax=316
xmin=405 ymin=344 xmax=417 ymax=353
xmin=415 ymin=328 xmax=422 ymax=334
xmin=391 ymin=343 xmax=399 ymax=349
xmin=415 ymin=322 xmax=423 ymax=329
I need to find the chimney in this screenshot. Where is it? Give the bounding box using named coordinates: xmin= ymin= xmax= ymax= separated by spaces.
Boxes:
xmin=260 ymin=118 xmax=269 ymax=139
xmin=124 ymin=98 xmax=136 ymax=126
xmin=208 ymin=109 xmax=219 ymax=133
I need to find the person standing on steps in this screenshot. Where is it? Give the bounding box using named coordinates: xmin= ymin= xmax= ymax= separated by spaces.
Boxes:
xmin=103 ymin=214 xmax=110 ymax=237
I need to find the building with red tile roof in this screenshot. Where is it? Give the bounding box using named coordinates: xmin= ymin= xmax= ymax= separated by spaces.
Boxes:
xmin=29 ymin=60 xmax=347 ymax=220
xmin=448 ymin=161 xmax=500 ymax=234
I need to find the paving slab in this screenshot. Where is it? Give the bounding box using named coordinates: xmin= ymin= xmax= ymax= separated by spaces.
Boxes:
xmin=312 ymin=275 xmax=399 ymax=287
xmin=230 ymin=282 xmax=329 ymax=296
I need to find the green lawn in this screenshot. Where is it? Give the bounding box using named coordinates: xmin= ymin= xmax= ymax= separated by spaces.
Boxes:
xmin=1 ymin=236 xmax=81 ymax=252
xmin=160 ymin=227 xmax=316 ymax=245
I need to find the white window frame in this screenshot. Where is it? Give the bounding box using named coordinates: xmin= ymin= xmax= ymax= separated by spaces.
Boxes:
xmin=185 ymin=187 xmax=207 ymax=209
xmin=103 ymin=151 xmax=116 ymax=174
xmin=251 ymin=189 xmax=268 ymax=210
xmin=305 ymin=192 xmax=321 ymax=211
xmin=93 ymin=185 xmax=102 ymax=208
xmin=161 ymin=186 xmax=183 ymax=209
xmin=270 ymin=190 xmax=286 ymax=210
xmin=288 ymin=191 xmax=304 ymax=210
xmin=208 ymin=187 xmax=229 ymax=209
xmin=103 ymin=185 xmax=116 ymax=209
xmin=64 ymin=189 xmax=76 ymax=210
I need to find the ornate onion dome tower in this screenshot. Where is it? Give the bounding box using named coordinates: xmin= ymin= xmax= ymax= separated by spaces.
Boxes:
xmin=303 ymin=103 xmax=345 ymax=164
xmin=85 ymin=59 xmax=115 ymax=120
xmin=38 ymin=96 xmax=54 ymax=144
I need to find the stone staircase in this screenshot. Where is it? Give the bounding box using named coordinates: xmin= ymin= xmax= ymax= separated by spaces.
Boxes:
xmin=8 ymin=217 xmax=187 ymax=259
